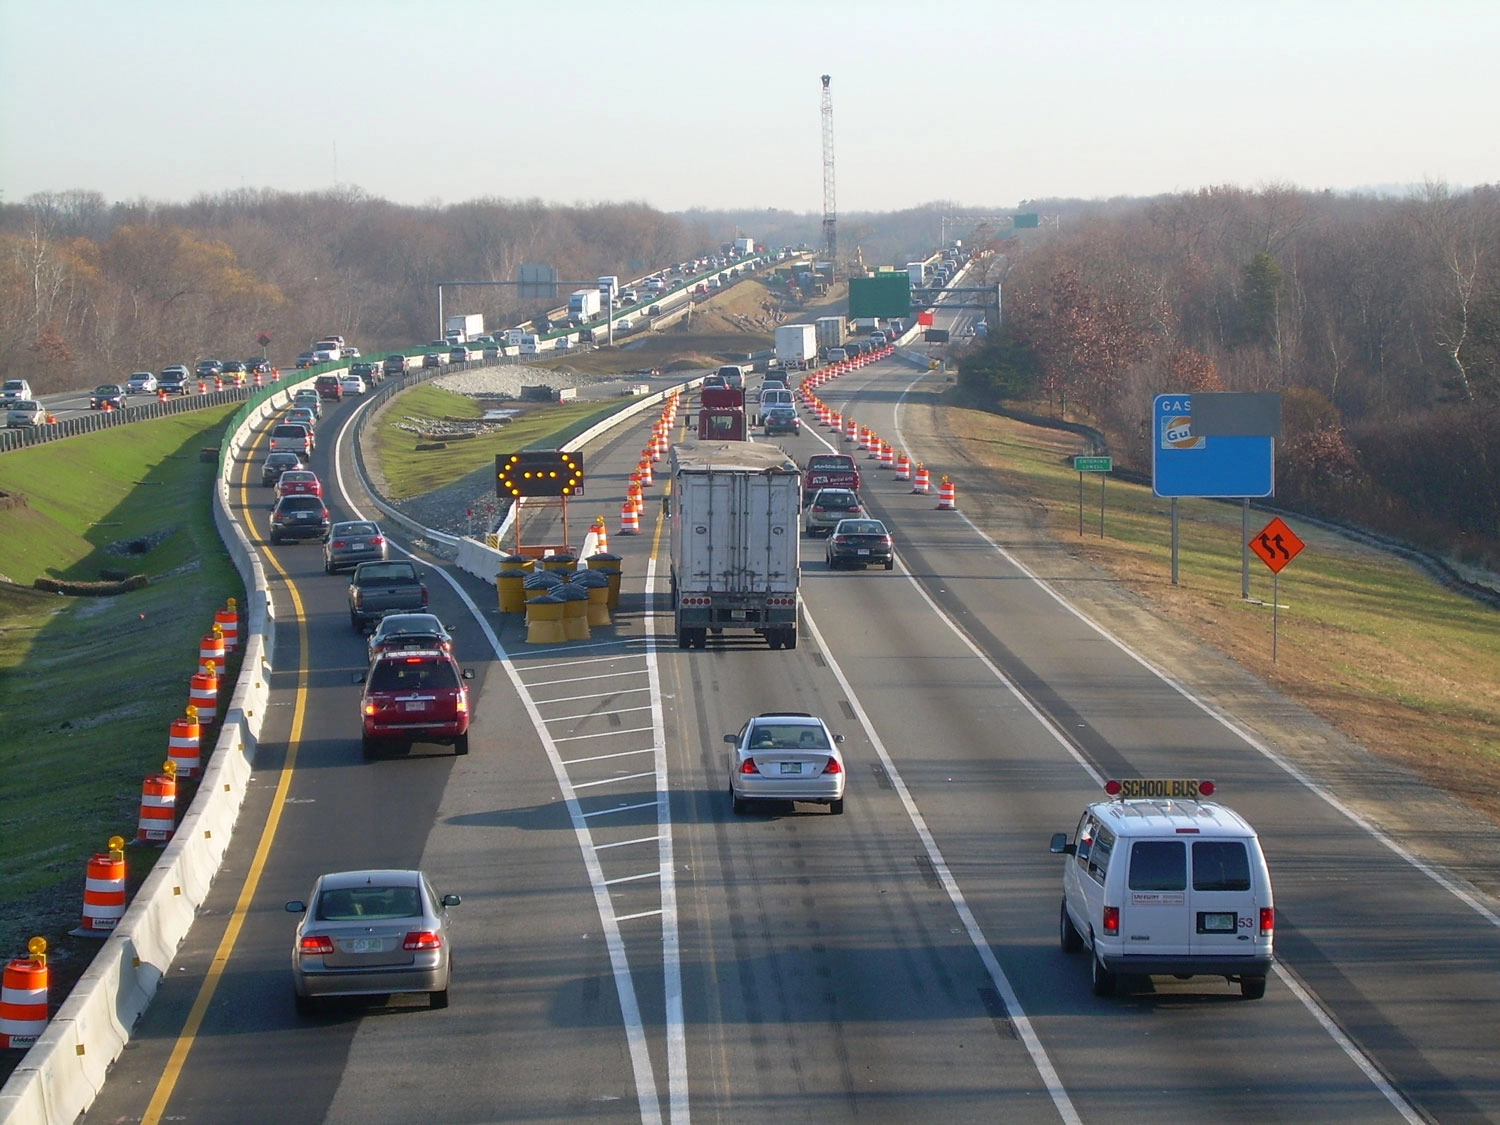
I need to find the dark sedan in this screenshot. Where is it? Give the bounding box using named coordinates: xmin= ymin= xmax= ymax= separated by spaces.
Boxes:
xmin=268 ymin=495 xmax=330 ymax=545
xmin=89 ymin=384 xmax=126 ymax=410
xmin=825 ymin=518 xmax=894 ymax=570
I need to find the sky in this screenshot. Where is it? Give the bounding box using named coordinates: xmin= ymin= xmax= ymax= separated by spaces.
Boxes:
xmin=2 ymin=0 xmax=1497 ymax=215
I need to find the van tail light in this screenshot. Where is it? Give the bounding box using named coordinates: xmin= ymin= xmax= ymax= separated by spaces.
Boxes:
xmin=1102 ymin=906 xmax=1120 ymax=936
xmin=403 ymin=931 xmax=441 ymax=951
xmin=1260 ymin=907 xmax=1275 ymax=936
xmin=299 ymin=935 xmax=334 ymax=955
xmin=740 ymin=758 xmax=759 ymax=775
xmin=821 ymin=757 xmax=842 ymax=775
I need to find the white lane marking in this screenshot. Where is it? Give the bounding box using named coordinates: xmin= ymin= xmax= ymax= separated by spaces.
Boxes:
xmin=530 ymin=652 xmax=647 ymax=669
xmin=583 ymin=801 xmax=660 ymax=819
xmin=1273 ymin=965 xmax=1423 ymax=1123
xmin=522 ymin=669 xmax=651 ymax=687
xmin=554 ymin=727 xmax=657 ymax=743
xmin=606 ymin=870 xmax=665 ymax=886
xmin=540 ymin=688 xmax=653 ymax=704
xmin=645 ymin=552 xmax=689 ymax=1125
xmin=595 ymin=835 xmax=661 ymax=851
xmin=617 ymin=909 xmax=665 ymax=923
xmin=798 ymin=609 xmax=1082 ymax=1125
xmin=334 ymin=405 xmax=664 ymax=1125
xmin=548 ymin=705 xmax=655 ymax=722
xmin=573 ymin=771 xmax=659 ymax=790
xmin=564 ymin=748 xmax=659 ymax=766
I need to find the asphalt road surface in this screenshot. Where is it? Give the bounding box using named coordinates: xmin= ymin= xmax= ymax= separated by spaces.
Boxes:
xmin=82 ymin=359 xmax=1500 ymax=1124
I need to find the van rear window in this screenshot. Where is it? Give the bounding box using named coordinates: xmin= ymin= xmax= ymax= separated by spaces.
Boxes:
xmin=1192 ymin=841 xmax=1251 ymax=891
xmin=1128 ymin=841 xmax=1186 ymax=891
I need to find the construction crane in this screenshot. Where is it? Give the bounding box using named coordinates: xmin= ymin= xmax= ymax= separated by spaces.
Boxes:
xmin=820 ymin=74 xmax=837 ymax=280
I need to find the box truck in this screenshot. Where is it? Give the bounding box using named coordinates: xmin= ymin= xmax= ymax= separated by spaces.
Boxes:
xmin=774 ymin=323 xmax=818 ymax=371
xmin=444 ymin=314 xmax=484 ymax=344
xmin=568 ymin=289 xmax=601 ymax=322
xmin=668 ymin=441 xmax=801 ymax=650
xmin=815 ymin=316 xmax=845 ymax=353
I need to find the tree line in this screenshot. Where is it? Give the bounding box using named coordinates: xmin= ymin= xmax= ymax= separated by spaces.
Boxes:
xmin=959 ymin=183 xmax=1500 ymax=563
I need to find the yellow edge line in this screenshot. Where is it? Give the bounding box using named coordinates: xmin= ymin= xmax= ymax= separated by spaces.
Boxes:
xmin=142 ymin=436 xmax=309 ymax=1124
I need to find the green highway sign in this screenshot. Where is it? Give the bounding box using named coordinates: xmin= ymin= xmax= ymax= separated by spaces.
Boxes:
xmin=1073 ymin=456 xmax=1112 ymax=473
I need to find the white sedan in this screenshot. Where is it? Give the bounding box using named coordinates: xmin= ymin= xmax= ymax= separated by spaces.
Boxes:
xmin=725 ymin=712 xmax=846 ymax=815
xmin=125 ymin=372 xmax=158 ymax=394
xmin=339 ymin=375 xmax=367 ymax=396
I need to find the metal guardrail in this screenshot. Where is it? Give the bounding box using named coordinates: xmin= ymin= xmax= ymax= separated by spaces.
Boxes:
xmin=0 ymin=388 xmax=255 ymax=454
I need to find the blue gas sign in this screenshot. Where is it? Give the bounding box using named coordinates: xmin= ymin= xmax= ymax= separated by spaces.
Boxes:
xmin=1151 ymin=395 xmax=1274 ymax=498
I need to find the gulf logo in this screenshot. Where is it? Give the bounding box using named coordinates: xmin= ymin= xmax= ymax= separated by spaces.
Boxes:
xmin=1161 ymin=415 xmax=1205 ymax=450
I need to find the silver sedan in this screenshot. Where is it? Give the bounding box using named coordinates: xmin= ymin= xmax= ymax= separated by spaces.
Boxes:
xmin=725 ymin=712 xmax=846 ymax=815
xmin=285 ymin=869 xmax=460 ymax=1014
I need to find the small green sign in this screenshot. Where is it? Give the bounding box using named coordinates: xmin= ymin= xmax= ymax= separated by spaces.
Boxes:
xmin=1013 ymin=213 xmax=1040 ymax=229
xmin=1074 ymin=456 xmax=1112 ymax=473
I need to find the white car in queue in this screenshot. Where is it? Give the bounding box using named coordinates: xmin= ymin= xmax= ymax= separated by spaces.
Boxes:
xmin=285 ymin=868 xmax=460 ymax=1014
xmin=1050 ymin=779 xmax=1274 ymax=999
xmin=725 ymin=712 xmax=846 ymax=815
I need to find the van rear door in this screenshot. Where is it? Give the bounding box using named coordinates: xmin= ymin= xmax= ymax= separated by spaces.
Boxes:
xmin=1187 ymin=839 xmax=1261 ymax=957
xmin=1120 ymin=840 xmax=1191 ymax=959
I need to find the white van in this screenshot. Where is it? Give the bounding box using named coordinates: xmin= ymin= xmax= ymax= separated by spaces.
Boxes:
xmin=1050 ymin=779 xmax=1274 ymax=999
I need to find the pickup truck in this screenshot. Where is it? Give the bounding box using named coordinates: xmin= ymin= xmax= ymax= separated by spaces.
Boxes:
xmin=348 ymin=561 xmax=430 ymax=632
xmin=803 ymin=452 xmax=861 ymax=494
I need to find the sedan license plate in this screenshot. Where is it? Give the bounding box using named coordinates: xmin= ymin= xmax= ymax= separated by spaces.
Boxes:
xmin=1199 ymin=912 xmax=1237 ymax=934
xmin=350 ymin=541 xmax=366 ymax=550
xmin=857 ymin=548 xmax=870 ymax=555
xmin=344 ymin=938 xmax=383 ymax=953
xmin=403 ymin=700 xmax=428 ymax=712
xmin=779 ymin=762 xmax=802 ymax=775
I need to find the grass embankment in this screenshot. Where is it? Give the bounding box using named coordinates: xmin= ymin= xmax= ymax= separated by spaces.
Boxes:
xmin=372 ymin=385 xmax=654 ymax=501
xmin=938 ymin=400 xmax=1500 ymax=824
xmin=0 ymin=406 xmax=243 ymax=972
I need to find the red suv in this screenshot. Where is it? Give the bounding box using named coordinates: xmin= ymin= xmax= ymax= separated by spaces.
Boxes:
xmin=315 ymin=374 xmax=344 ymax=401
xmin=359 ymin=650 xmax=473 ymax=758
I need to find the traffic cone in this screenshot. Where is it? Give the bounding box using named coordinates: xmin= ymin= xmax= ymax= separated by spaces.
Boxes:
xmin=168 ymin=706 xmax=202 ymax=778
xmin=0 ymin=939 xmax=49 ymax=1049
xmin=937 ymin=475 xmax=957 ymax=510
xmin=214 ymin=598 xmax=239 ymax=652
xmin=912 ymin=464 xmax=930 ymax=494
xmin=190 ymin=662 xmax=218 ymax=724
xmin=74 ymin=838 xmax=126 ymax=936
xmin=619 ymin=501 xmax=640 ymax=535
xmin=137 ymin=762 xmax=178 ymax=844
xmin=199 ymin=626 xmax=226 ymax=675
xmin=894 ymin=452 xmax=911 ymax=480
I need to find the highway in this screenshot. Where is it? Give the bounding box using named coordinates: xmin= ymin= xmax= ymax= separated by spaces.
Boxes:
xmin=79 ymin=342 xmax=1500 ymax=1122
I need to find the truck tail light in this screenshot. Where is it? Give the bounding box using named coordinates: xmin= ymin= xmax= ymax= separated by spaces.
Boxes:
xmin=1260 ymin=907 xmax=1274 ymax=935
xmin=420 ymin=589 xmax=429 ymax=607
xmin=1103 ymin=906 xmax=1119 ymax=936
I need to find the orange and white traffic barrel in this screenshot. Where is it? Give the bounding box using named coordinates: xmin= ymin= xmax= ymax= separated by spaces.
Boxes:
xmin=638 ymin=458 xmax=653 ymax=487
xmin=894 ymin=451 xmax=911 ymax=479
xmin=0 ymin=938 xmax=49 ymax=1049
xmin=190 ymin=664 xmax=218 ymax=724
xmin=197 ymin=379 xmax=207 ymax=395
xmin=880 ymin=442 xmax=895 ymax=470
xmin=843 ymin=418 xmax=857 ymax=442
xmin=214 ymin=598 xmax=239 ymax=652
xmin=75 ymin=838 xmax=127 ymax=935
xmin=619 ymin=501 xmax=640 ymax=535
xmin=199 ymin=627 xmax=226 ymax=675
xmin=912 ymin=464 xmax=931 ymax=494
xmin=137 ymin=762 xmax=177 ymax=844
xmin=937 ymin=475 xmax=957 ymax=510
xmin=592 ymin=517 xmax=609 ymax=555
xmin=167 ymin=706 xmax=201 ymax=777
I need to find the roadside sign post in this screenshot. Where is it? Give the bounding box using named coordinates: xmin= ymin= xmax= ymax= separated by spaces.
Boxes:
xmin=1248 ymin=516 xmax=1306 ymax=661
xmin=1073 ymin=456 xmax=1112 ymax=538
